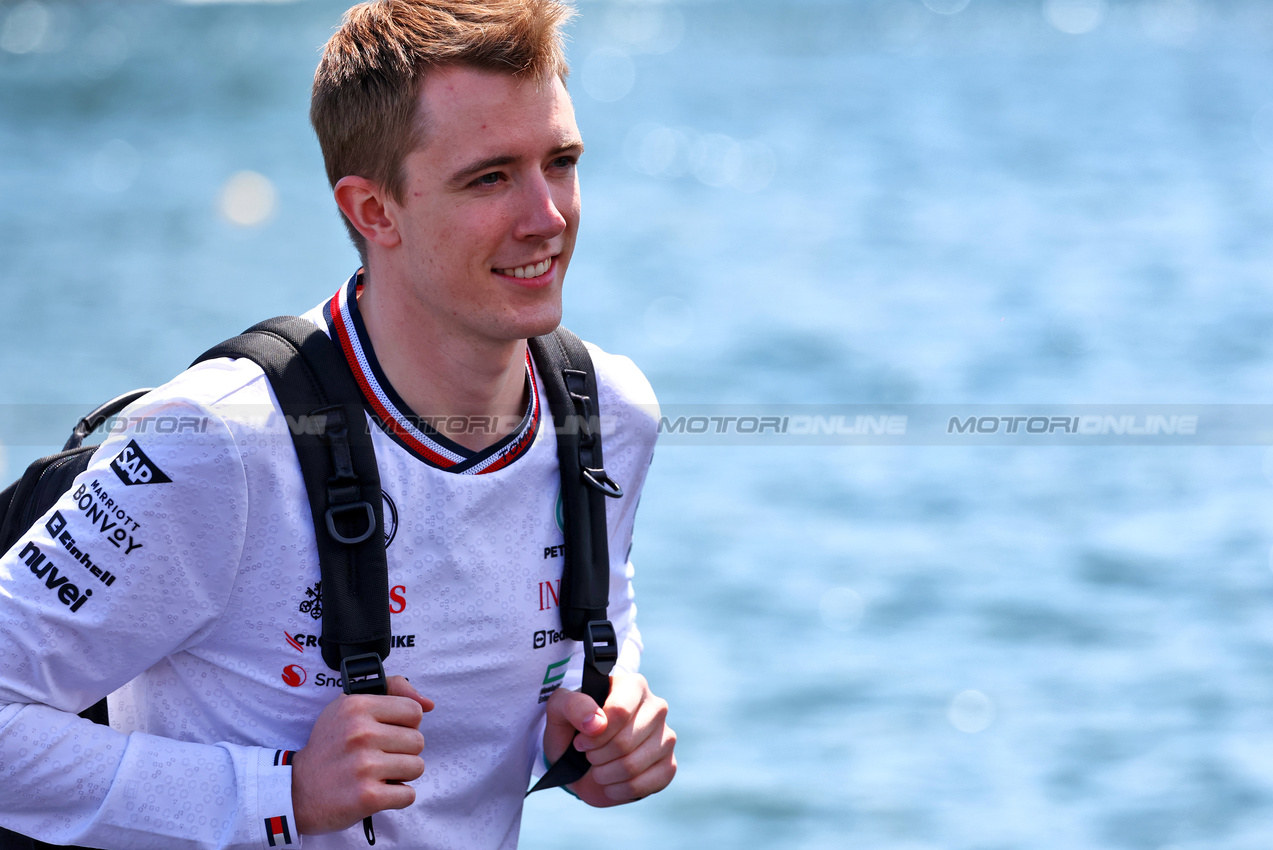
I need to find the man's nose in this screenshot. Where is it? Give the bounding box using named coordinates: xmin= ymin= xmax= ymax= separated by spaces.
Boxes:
xmin=515 ymin=174 xmax=569 ymax=240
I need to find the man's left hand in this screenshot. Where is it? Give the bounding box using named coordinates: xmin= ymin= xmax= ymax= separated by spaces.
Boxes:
xmin=543 ymin=673 xmax=677 ymax=806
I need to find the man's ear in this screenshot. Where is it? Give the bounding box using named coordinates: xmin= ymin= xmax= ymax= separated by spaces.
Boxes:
xmin=333 ymin=176 xmax=402 ymax=249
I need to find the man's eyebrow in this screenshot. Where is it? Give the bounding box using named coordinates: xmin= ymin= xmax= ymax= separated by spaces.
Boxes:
xmin=448 ymin=140 xmax=585 ymax=185
xmin=449 ymin=154 xmax=517 ymax=185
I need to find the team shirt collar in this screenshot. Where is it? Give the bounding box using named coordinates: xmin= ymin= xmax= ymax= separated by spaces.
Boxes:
xmin=323 ymin=271 xmax=541 ymax=475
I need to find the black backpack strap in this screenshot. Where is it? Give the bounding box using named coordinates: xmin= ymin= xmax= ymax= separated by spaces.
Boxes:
xmin=526 ymin=328 xmax=624 ymax=795
xmin=193 ymin=316 xmax=392 ymax=673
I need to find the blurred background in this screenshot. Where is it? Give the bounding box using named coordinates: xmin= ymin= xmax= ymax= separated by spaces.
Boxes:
xmin=5 ymin=0 xmax=1273 ymax=847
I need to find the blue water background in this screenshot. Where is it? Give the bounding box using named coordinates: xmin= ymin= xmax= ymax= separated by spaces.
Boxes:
xmin=4 ymin=0 xmax=1273 ymax=847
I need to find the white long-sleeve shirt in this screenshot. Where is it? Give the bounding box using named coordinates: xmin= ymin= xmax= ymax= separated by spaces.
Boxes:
xmin=0 ymin=274 xmax=657 ymax=850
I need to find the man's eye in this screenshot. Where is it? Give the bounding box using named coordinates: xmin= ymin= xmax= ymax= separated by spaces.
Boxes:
xmin=550 ymin=156 xmax=577 ymax=170
xmin=473 ymin=172 xmax=503 ymax=187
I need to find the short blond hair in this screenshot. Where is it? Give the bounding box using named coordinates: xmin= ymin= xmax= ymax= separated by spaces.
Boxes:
xmin=311 ymin=0 xmax=575 ymax=256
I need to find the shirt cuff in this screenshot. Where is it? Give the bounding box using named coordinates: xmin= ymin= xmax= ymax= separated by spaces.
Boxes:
xmin=253 ymin=746 xmax=300 ymax=848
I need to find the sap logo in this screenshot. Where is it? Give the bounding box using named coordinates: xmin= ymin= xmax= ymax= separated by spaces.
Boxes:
xmin=17 ymin=543 xmax=93 ymax=613
xmin=533 ymin=629 xmax=565 ymax=649
xmin=281 ymin=665 xmax=307 ymax=687
xmin=110 ymin=441 xmax=172 ymax=486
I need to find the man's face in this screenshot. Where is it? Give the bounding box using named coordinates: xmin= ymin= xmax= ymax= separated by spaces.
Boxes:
xmin=385 ymin=65 xmax=582 ymax=346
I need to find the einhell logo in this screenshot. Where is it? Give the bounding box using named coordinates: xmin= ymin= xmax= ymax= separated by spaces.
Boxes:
xmin=110 ymin=440 xmax=172 ymax=486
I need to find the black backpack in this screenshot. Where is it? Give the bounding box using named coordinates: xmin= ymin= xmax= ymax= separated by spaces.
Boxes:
xmin=0 ymin=317 xmax=623 ymax=849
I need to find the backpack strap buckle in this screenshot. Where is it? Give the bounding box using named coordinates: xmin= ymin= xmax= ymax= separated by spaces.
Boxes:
xmin=582 ymin=619 xmax=617 ymax=707
xmin=340 ymin=652 xmax=387 ymax=697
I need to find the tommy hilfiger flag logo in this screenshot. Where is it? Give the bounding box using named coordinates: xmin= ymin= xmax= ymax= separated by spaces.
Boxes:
xmin=273 ymin=750 xmax=295 ymax=766
xmin=265 ymin=815 xmax=293 ymax=846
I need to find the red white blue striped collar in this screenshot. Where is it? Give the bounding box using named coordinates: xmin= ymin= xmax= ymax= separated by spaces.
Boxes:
xmin=323 ymin=272 xmax=540 ymax=474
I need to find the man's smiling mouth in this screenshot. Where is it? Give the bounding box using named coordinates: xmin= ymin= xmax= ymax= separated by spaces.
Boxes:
xmin=495 ymin=258 xmax=552 ymax=279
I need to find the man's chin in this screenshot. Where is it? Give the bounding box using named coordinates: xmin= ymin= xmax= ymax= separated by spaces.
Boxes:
xmin=517 ymin=302 xmax=565 ymax=341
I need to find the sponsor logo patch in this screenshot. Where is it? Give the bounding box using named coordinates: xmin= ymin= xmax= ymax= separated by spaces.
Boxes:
xmin=73 ymin=481 xmax=143 ymax=554
xmin=299 ymin=582 xmax=322 ymax=620
xmin=289 ymin=631 xmax=416 ymax=652
xmin=281 ymin=665 xmax=307 ymax=687
xmin=538 ymin=655 xmax=570 ymax=703
xmin=45 ymin=511 xmax=116 ymax=586
xmin=538 ymin=579 xmax=561 ymax=612
xmin=534 ymin=628 xmax=566 ymax=649
xmin=110 ymin=440 xmax=172 ymax=486
xmin=265 ymin=815 xmax=294 ymax=846
xmin=17 ymin=543 xmax=93 ymax=613
xmin=382 ymin=491 xmax=398 ymax=548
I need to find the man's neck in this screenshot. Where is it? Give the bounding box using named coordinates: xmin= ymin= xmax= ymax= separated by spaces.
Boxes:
xmin=356 ymin=274 xmax=529 ymax=453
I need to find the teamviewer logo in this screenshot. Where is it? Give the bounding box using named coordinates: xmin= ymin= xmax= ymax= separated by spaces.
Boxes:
xmin=533 ymin=630 xmax=547 ymax=649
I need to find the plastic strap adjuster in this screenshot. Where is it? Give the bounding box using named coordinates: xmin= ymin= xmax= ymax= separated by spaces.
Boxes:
xmin=584 ymin=620 xmax=618 ymax=673
xmin=581 ymin=620 xmax=617 ymax=706
xmin=340 ymin=653 xmax=387 ymax=696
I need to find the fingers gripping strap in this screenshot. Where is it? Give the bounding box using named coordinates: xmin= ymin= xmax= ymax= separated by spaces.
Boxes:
xmin=192 ymin=316 xmax=392 ymax=672
xmin=526 ymin=621 xmax=617 ymax=795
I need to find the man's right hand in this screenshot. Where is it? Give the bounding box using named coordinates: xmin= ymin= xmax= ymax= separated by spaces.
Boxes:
xmin=291 ymin=675 xmax=434 ymax=835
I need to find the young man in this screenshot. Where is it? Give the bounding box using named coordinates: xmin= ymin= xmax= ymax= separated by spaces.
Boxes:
xmin=0 ymin=1 xmax=675 ymax=847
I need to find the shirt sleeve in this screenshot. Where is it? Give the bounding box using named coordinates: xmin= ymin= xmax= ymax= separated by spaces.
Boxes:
xmin=0 ymin=393 xmax=299 ymax=849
